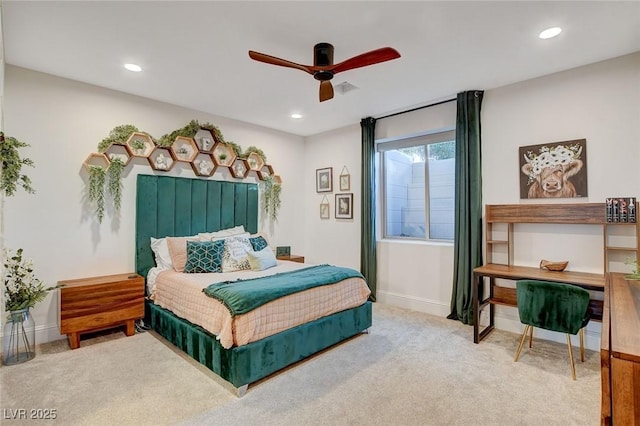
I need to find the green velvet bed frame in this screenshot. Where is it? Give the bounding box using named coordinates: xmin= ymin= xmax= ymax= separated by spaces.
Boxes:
xmin=135 ymin=174 xmax=372 ymax=394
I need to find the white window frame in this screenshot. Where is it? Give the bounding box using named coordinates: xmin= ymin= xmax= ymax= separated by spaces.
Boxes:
xmin=377 ymin=128 xmax=456 ymax=241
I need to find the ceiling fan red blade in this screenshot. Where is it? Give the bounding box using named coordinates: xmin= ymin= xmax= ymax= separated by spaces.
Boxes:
xmin=248 ymin=51 xmax=313 ymax=75
xmin=330 ymin=47 xmax=401 ymax=74
xmin=319 ymin=80 xmax=334 ymax=102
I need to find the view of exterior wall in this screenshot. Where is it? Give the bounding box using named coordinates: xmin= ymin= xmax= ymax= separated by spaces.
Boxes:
xmin=384 ymin=150 xmax=454 ymax=240
xmin=427 ymin=158 xmax=454 ymax=240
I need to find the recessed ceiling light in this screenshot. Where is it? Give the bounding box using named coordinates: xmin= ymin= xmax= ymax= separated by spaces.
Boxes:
xmin=124 ymin=63 xmax=142 ymax=72
xmin=539 ymin=27 xmax=562 ymax=39
xmin=290 ymin=113 xmax=302 ymax=119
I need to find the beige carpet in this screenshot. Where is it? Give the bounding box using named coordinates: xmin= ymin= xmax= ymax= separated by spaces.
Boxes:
xmin=0 ymin=303 xmax=600 ymax=425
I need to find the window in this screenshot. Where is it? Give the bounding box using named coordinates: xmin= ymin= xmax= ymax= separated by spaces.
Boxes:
xmin=378 ymin=129 xmax=455 ymax=240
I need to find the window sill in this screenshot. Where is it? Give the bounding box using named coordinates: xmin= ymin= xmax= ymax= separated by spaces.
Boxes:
xmin=378 ymin=238 xmax=453 ymax=248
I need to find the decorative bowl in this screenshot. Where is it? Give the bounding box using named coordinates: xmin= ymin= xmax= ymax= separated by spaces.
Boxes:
xmin=540 ymin=259 xmax=569 ymax=272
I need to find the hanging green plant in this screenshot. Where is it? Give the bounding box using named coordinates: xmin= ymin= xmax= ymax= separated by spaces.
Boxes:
xmin=97 ymin=124 xmax=139 ymax=152
xmin=107 ymin=158 xmax=125 ymax=212
xmin=244 ymin=146 xmax=267 ymax=163
xmin=88 ymin=165 xmax=107 ymax=223
xmin=0 ymin=132 xmax=36 ymax=196
xmin=262 ymin=175 xmax=281 ymax=222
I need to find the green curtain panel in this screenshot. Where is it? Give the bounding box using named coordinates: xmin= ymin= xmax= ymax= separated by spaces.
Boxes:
xmin=360 ymin=117 xmax=377 ymax=300
xmin=448 ymin=90 xmax=484 ymax=325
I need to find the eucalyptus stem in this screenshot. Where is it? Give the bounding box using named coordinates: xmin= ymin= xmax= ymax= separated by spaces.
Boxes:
xmin=88 ymin=165 xmax=106 ymax=223
xmin=262 ymin=176 xmax=281 ymax=222
xmin=107 ymin=158 xmax=125 ymax=212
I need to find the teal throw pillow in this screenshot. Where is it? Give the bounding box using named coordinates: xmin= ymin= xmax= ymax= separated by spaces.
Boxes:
xmin=184 ymin=240 xmax=225 ymax=273
xmin=247 ymin=247 xmax=277 ymax=271
xmin=249 ymin=236 xmax=268 ymax=252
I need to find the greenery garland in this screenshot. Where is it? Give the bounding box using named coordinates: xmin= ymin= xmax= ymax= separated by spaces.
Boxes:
xmin=244 ymin=145 xmax=267 ymax=162
xmin=97 ymin=124 xmax=140 ymax=153
xmin=0 ymin=132 xmax=35 ymax=196
xmin=107 ymin=158 xmax=125 ymax=212
xmin=262 ymin=175 xmax=281 ymax=222
xmin=88 ymin=165 xmax=106 ymax=223
xmin=225 ymin=140 xmax=243 ymax=157
xmin=89 ymin=120 xmax=282 ymax=223
xmin=157 ymin=119 xmax=225 ymax=147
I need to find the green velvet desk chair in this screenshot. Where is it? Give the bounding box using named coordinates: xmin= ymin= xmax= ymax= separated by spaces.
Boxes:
xmin=514 ymin=280 xmax=591 ymax=380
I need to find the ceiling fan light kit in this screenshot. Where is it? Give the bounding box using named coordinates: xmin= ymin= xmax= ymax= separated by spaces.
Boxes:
xmin=248 ymin=42 xmax=400 ymax=102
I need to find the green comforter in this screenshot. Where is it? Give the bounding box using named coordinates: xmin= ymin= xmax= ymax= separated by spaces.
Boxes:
xmin=203 ymin=265 xmax=364 ymax=316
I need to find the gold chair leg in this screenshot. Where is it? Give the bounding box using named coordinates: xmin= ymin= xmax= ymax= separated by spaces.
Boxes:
xmin=515 ymin=325 xmax=530 ymax=362
xmin=566 ymin=334 xmax=576 ymax=380
xmin=528 ymin=325 xmax=533 ymax=348
xmin=579 ymin=328 xmax=585 ymax=362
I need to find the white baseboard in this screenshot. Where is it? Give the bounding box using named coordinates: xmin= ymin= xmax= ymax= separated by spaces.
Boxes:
xmin=493 ymin=312 xmax=601 ymax=352
xmin=0 ymin=322 xmax=65 ymax=347
xmin=376 ymin=292 xmax=602 ymax=352
xmin=376 ymin=290 xmax=451 ymax=317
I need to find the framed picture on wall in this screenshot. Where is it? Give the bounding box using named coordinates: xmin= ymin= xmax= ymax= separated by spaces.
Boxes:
xmin=335 ymin=193 xmax=353 ymax=219
xmin=320 ymin=198 xmax=330 ymax=219
xmin=339 ymin=166 xmax=350 ymax=191
xmin=320 ymin=203 xmax=330 ymax=219
xmin=519 ymin=139 xmax=588 ymax=199
xmin=316 ymin=167 xmax=333 ymax=193
xmin=339 ymin=173 xmax=350 ymax=191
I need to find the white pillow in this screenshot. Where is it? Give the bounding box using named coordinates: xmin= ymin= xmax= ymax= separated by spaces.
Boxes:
xmin=198 ymin=225 xmax=247 ymax=241
xmin=150 ymin=237 xmax=173 ymax=270
xmin=247 ymin=247 xmax=277 ymax=271
xmin=221 ymin=235 xmax=253 ymax=272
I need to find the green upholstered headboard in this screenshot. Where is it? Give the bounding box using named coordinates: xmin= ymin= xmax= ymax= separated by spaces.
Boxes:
xmin=135 ymin=174 xmax=259 ymax=280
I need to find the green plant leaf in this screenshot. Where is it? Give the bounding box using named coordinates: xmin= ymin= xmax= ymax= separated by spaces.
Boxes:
xmin=0 ymin=132 xmax=36 ymax=196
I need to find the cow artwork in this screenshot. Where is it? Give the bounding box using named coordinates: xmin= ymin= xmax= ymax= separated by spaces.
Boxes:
xmin=519 ymin=139 xmax=588 ymax=199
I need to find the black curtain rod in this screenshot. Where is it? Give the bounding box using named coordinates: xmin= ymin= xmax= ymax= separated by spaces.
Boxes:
xmin=376 ymin=97 xmax=456 ymax=121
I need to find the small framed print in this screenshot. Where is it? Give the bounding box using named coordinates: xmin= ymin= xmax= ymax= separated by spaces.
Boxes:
xmin=335 ymin=193 xmax=353 ymax=219
xmin=320 ymin=201 xmax=330 ymax=219
xmin=339 ymin=166 xmax=350 ymax=191
xmin=276 ymin=246 xmax=290 ymax=257
xmin=339 ymin=173 xmax=350 ymax=191
xmin=316 ymin=167 xmax=333 ymax=193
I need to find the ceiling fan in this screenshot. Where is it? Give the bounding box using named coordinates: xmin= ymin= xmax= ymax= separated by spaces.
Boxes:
xmin=248 ymin=43 xmax=401 ymax=102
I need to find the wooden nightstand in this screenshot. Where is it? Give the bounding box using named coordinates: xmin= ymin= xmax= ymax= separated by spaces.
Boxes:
xmin=276 ymin=255 xmax=305 ymax=263
xmin=58 ymin=273 xmax=145 ymax=349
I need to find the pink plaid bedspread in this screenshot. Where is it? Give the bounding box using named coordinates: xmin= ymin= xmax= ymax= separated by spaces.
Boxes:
xmin=152 ymin=261 xmax=370 ymax=349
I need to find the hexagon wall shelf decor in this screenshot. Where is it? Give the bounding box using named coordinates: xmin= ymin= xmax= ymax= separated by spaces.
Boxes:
xmin=105 ymin=143 xmax=133 ymax=166
xmin=191 ymin=153 xmax=216 ymax=177
xmin=126 ymin=132 xmax=154 ymax=157
xmin=148 ymin=147 xmax=176 ymax=172
xmin=171 ymin=136 xmax=198 ymax=163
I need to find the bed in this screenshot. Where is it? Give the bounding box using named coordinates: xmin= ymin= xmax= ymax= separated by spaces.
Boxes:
xmin=135 ymin=174 xmax=372 ymax=395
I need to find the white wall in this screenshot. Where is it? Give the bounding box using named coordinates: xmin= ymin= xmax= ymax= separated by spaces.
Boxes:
xmin=375 ymin=101 xmax=457 ymax=316
xmin=304 ymin=125 xmax=362 ymax=269
xmin=482 ymin=52 xmax=640 ymax=349
xmin=305 ymin=52 xmax=640 ymax=351
xmin=2 ymin=66 xmax=305 ymax=343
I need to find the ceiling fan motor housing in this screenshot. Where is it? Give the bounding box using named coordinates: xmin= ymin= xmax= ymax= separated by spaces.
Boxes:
xmin=314 ymin=43 xmax=334 ymax=81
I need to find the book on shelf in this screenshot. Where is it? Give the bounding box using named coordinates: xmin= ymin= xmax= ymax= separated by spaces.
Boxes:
xmin=606 ymin=197 xmax=637 ymax=223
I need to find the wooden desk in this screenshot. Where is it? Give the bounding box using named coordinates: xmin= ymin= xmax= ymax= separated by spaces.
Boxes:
xmin=601 ymin=273 xmax=640 ymax=424
xmin=472 ymin=264 xmax=605 ymax=343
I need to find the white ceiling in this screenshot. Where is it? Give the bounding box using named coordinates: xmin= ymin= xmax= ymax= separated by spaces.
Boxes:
xmin=3 ymin=1 xmax=639 ymax=137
